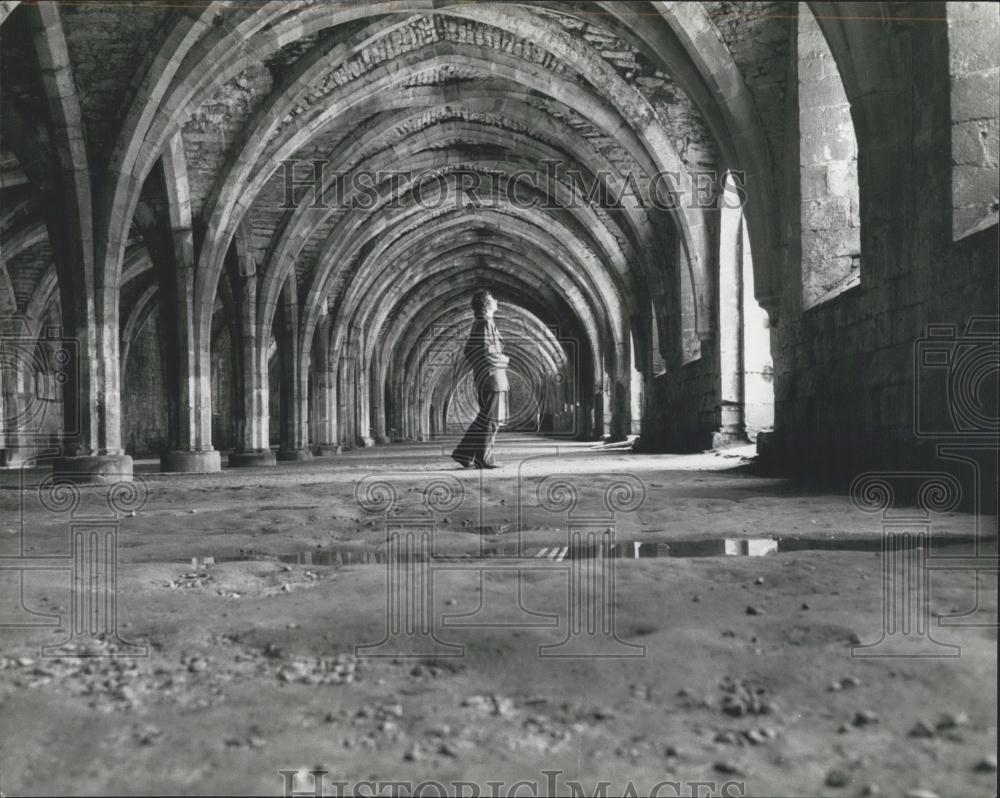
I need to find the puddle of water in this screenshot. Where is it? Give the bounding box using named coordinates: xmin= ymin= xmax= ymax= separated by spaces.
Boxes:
xmin=192 ymin=534 xmax=994 ymax=566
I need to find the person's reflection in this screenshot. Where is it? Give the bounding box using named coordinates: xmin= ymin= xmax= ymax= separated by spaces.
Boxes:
xmin=451 ymin=290 xmax=509 ymax=469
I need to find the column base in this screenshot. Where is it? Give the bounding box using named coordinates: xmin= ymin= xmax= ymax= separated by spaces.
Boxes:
xmin=227 ymin=449 xmax=276 ymax=467
xmin=160 ymin=450 xmax=221 ymax=473
xmin=358 ymin=436 xmax=375 ymax=448
xmin=312 ymin=444 xmax=342 ymax=456
xmin=52 ymin=454 xmax=133 ymax=484
xmin=276 ymin=448 xmax=313 ymax=462
xmin=711 ymin=427 xmax=749 ymax=449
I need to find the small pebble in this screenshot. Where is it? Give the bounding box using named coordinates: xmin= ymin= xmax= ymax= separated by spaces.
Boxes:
xmin=742 ymin=728 xmax=767 ymax=745
xmin=754 ymin=577 xmax=764 ymax=585
xmin=800 ymin=602 xmax=810 ymax=610
xmin=745 ymin=606 xmax=763 ymax=615
xmin=713 ymin=761 xmax=744 ymax=776
xmin=908 ymin=720 xmax=936 ymax=738
xmin=825 ymin=769 xmax=850 ymax=788
xmin=935 ymin=711 xmax=969 ymax=730
xmin=853 ymin=710 xmax=879 ymax=726
xmin=974 ymin=755 xmax=997 ymax=772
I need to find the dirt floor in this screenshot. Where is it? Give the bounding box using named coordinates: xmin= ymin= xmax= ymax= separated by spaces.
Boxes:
xmin=0 ymin=435 xmax=996 ymax=797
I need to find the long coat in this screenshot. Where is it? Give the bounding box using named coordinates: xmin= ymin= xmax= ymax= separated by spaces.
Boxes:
xmin=463 ymin=316 xmax=509 ymax=393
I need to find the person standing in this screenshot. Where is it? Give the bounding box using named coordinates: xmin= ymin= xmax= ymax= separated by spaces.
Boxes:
xmin=451 ymin=290 xmax=509 ymax=469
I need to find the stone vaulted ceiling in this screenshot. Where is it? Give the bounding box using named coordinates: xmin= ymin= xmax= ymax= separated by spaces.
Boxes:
xmin=0 ymin=0 xmax=793 ymax=456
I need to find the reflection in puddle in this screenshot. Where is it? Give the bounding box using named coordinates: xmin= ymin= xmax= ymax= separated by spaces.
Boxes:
xmin=212 ymin=534 xmax=992 ymax=566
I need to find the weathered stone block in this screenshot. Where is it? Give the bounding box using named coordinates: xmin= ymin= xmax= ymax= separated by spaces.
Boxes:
xmin=803 ymin=196 xmax=852 ymax=230
xmin=950 ymin=71 xmax=1000 ymax=122
xmin=952 ymin=119 xmax=998 ymax=166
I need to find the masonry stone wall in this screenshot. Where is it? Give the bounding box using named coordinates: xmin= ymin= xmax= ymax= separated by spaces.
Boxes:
xmin=797 ymin=3 xmax=860 ymax=309
xmin=948 ymin=2 xmax=1000 ymax=238
xmin=766 ymin=7 xmax=999 ymax=483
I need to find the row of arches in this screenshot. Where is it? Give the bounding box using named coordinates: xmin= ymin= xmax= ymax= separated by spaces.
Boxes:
xmin=1 ymin=2 xmax=996 ymax=481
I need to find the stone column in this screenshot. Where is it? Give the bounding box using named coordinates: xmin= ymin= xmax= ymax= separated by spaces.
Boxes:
xmin=713 ymin=205 xmax=748 ymax=448
xmin=129 ymin=138 xmax=220 ymax=473
xmin=370 ymin=346 xmax=389 ymax=444
xmin=352 ymin=335 xmax=374 ymax=447
xmin=337 ymin=352 xmax=354 ymax=449
xmin=50 ymin=259 xmax=132 ymax=483
xmin=0 ymin=336 xmax=24 ymax=466
xmin=608 ymin=377 xmax=630 ymax=442
xmin=628 ymin=326 xmax=644 ymax=436
xmin=591 ymin=383 xmax=605 ymax=439
xmin=311 ymin=310 xmax=339 ymax=455
xmin=156 ymin=262 xmax=221 ymax=474
xmin=275 ymin=289 xmax=312 ymax=462
xmin=228 ymin=257 xmax=274 ymax=467
xmin=162 ymin=176 xmax=219 ymax=472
